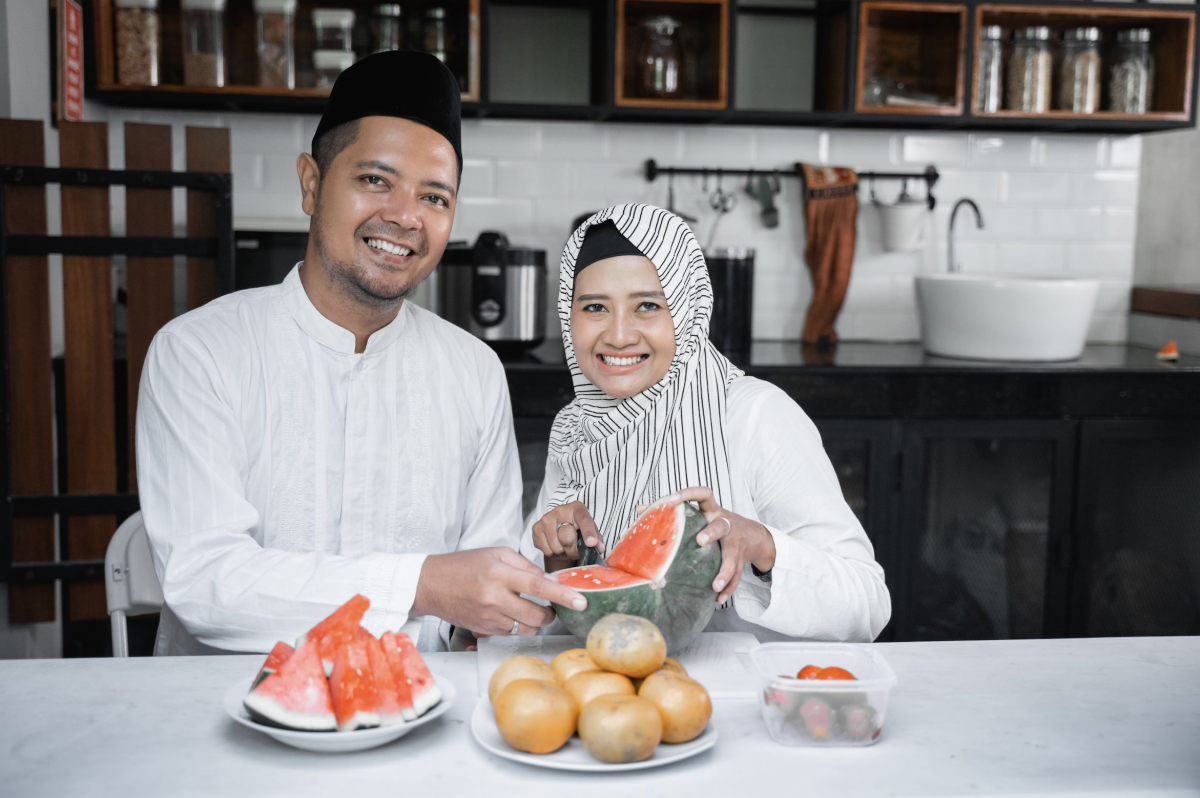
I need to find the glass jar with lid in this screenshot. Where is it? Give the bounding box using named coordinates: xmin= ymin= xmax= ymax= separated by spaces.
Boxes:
xmin=975 ymin=24 xmax=1003 ymax=113
xmin=371 ymin=4 xmax=404 ymax=53
xmin=114 ymin=0 xmax=160 ymax=86
xmin=1110 ymin=28 xmax=1154 ymax=114
xmin=638 ymin=16 xmax=682 ymax=98
xmin=424 ymin=7 xmax=450 ymax=62
xmin=181 ymin=0 xmax=227 ymax=87
xmin=314 ymin=49 xmax=355 ymax=88
xmin=313 ymin=8 xmax=356 ymax=51
xmin=1059 ymin=27 xmax=1101 ymax=114
xmin=255 ymin=0 xmax=296 ymax=89
xmin=1006 ymin=26 xmax=1052 ymax=113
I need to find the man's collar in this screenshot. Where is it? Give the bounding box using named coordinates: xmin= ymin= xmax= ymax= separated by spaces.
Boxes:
xmin=280 ymin=263 xmax=409 ymax=355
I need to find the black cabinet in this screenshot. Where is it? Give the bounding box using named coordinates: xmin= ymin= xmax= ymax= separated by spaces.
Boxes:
xmin=1070 ymin=421 xmax=1200 ymax=638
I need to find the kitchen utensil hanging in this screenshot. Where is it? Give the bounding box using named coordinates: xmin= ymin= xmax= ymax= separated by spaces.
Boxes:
xmin=706 ymin=170 xmax=737 ymax=250
xmin=644 ymin=160 xmax=940 ymax=212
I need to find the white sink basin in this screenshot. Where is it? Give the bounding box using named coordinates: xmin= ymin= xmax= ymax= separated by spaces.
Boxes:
xmin=915 ymin=274 xmax=1099 ymax=361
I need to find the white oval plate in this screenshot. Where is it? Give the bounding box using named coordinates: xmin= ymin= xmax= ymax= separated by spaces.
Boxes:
xmin=223 ymin=673 xmax=456 ymax=753
xmin=470 ymin=699 xmax=717 ymax=772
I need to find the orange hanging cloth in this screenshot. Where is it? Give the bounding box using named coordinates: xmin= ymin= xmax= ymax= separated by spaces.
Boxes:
xmin=799 ymin=163 xmax=859 ymax=347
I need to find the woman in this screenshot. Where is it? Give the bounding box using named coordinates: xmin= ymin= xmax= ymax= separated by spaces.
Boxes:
xmin=528 ymin=204 xmax=890 ymax=642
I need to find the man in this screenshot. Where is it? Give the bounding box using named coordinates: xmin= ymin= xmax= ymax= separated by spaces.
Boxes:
xmin=136 ymin=51 xmax=586 ymax=655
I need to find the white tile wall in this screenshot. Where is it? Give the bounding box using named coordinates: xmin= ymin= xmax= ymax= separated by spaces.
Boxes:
xmin=85 ymin=102 xmax=1144 ymax=344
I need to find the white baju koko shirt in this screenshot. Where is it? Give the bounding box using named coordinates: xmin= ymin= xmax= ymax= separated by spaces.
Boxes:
xmin=530 ymin=376 xmax=892 ymax=642
xmin=136 ymin=264 xmax=523 ymax=655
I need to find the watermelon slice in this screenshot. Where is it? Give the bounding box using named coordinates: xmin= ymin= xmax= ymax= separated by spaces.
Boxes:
xmin=243 ymin=640 xmax=336 ymax=731
xmin=296 ymin=594 xmax=370 ymax=676
xmin=381 ymin=631 xmax=442 ymax=717
xmin=329 ymin=637 xmax=381 ymax=732
xmin=550 ymin=500 xmax=718 ymax=654
xmin=251 ymin=641 xmax=295 ymax=689
xmin=363 ymin=632 xmax=409 ymax=726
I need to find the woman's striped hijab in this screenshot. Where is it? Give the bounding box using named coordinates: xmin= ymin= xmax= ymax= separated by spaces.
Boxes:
xmin=548 ymin=204 xmax=744 ymax=549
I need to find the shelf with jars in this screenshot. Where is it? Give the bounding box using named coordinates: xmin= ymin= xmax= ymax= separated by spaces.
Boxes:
xmin=87 ymin=1 xmax=1198 ymax=134
xmin=95 ymin=0 xmax=481 ymax=105
xmin=972 ymin=4 xmax=1194 ymax=122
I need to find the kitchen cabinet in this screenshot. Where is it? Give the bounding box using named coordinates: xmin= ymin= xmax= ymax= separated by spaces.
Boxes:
xmin=81 ymin=0 xmax=1200 ymax=134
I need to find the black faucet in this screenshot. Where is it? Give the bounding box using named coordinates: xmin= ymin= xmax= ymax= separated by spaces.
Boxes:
xmin=949 ymin=198 xmax=985 ymax=273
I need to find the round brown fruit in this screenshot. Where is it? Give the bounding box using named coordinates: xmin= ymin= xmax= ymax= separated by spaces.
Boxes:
xmin=551 ymin=648 xmax=602 ymax=685
xmin=488 ymin=655 xmax=556 ymax=706
xmin=638 ymin=671 xmax=712 ymax=743
xmin=586 ymin=614 xmax=667 ymax=679
xmin=578 ymin=694 xmax=663 ymax=764
xmin=661 ymin=657 xmax=687 ymax=675
xmin=564 ymin=670 xmax=635 ymax=712
xmin=494 ymin=679 xmax=578 ymax=755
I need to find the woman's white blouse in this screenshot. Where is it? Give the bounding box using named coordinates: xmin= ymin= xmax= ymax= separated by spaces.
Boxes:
xmin=530 ymin=376 xmax=892 ymax=642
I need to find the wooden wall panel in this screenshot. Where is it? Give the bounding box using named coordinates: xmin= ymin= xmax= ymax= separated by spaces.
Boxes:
xmin=59 ymin=122 xmax=117 ymax=621
xmin=123 ymin=123 xmax=175 ymax=490
xmin=0 ymin=120 xmax=57 ymax=624
xmin=185 ymin=127 xmax=230 ymax=310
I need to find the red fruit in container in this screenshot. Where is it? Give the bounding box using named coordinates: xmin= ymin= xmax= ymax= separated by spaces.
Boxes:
xmin=797 ymin=665 xmax=822 ymax=679
xmin=817 ymin=666 xmax=856 ymax=680
xmin=799 ymin=697 xmax=833 ymax=740
xmin=836 ymin=703 xmax=878 ymax=742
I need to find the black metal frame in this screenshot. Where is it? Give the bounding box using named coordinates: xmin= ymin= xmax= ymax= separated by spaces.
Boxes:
xmin=894 ymin=419 xmax=1078 ymax=641
xmin=80 ymin=0 xmax=1200 ymax=135
xmin=0 ymin=164 xmax=234 ymax=587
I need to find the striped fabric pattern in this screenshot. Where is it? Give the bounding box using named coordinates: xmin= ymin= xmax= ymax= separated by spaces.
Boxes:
xmin=547 ymin=204 xmax=745 ymax=551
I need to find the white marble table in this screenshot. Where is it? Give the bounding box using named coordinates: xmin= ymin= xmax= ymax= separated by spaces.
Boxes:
xmin=2 ymin=636 xmax=1199 ymax=798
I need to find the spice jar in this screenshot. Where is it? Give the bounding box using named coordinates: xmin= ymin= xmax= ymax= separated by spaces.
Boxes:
xmin=255 ymin=0 xmax=296 ymax=89
xmin=115 ymin=0 xmax=160 ymax=86
xmin=1058 ymin=27 xmax=1101 ymax=114
xmin=1111 ymin=28 xmax=1154 ymax=114
xmin=313 ymin=9 xmax=356 ymax=51
xmin=976 ymin=25 xmax=1003 ymax=113
xmin=371 ymin=4 xmax=403 ymax=53
xmin=181 ymin=0 xmax=226 ymax=87
xmin=314 ymin=49 xmax=355 ymax=88
xmin=1007 ymin=26 xmax=1052 ymax=113
xmin=424 ymin=7 xmax=449 ymax=62
xmin=638 ymin=16 xmax=682 ymax=99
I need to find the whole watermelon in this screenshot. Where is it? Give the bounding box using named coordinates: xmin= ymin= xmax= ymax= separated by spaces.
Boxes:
xmin=550 ymin=501 xmax=719 ymax=654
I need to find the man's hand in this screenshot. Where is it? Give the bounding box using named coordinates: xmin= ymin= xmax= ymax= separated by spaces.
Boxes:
xmin=531 ymin=501 xmax=604 ymax=573
xmin=413 ymin=547 xmax=588 ymax=637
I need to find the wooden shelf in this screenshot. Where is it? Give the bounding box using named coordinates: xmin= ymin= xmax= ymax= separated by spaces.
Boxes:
xmin=973 ymin=4 xmax=1195 ymax=119
xmin=614 ymin=0 xmax=729 ymax=110
xmin=855 ymin=1 xmax=967 ymax=116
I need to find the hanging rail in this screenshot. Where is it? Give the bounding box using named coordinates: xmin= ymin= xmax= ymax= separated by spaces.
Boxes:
xmin=644 ymin=159 xmax=940 ymax=210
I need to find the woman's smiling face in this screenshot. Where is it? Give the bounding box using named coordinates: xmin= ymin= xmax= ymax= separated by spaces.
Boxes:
xmin=571 ymin=254 xmax=677 ymax=399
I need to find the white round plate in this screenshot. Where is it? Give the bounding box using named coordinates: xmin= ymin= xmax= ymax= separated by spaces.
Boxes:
xmin=470 ymin=699 xmax=717 ymax=772
xmin=223 ymin=673 xmax=456 ymax=753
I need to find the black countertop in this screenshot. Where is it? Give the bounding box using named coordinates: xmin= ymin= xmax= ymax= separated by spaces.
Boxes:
xmin=504 ymin=342 xmax=1200 ymax=420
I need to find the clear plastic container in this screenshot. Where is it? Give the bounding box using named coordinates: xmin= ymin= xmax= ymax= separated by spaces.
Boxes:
xmin=115 ymin=0 xmax=160 ymax=86
xmin=181 ymin=0 xmax=226 ymax=87
xmin=255 ymin=0 xmax=296 ymax=89
xmin=371 ymin=4 xmax=404 ymax=53
xmin=313 ymin=8 xmax=356 ymax=51
xmin=749 ymin=643 xmax=897 ymax=747
xmin=314 ymin=49 xmax=355 ymax=89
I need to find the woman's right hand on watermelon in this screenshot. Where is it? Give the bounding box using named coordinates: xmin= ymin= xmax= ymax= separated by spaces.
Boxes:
xmin=531 ymin=501 xmax=604 ymax=573
xmin=413 ymin=547 xmax=589 ymax=637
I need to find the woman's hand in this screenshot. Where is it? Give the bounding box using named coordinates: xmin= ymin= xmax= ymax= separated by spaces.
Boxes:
xmin=664 ymin=487 xmax=777 ymax=603
xmin=531 ymin=501 xmax=605 ymax=573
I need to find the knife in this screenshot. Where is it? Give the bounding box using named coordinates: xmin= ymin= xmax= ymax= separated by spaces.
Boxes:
xmin=575 ymin=529 xmax=605 ymax=567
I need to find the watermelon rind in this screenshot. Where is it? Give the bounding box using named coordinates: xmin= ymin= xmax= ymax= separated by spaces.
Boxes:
xmin=243 ymin=641 xmax=336 ymax=732
xmin=551 ymin=500 xmax=719 ymax=654
xmin=243 ymin=691 xmax=337 ymax=732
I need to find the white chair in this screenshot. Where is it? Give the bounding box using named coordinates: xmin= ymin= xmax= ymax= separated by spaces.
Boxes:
xmin=104 ymin=511 xmax=164 ymax=657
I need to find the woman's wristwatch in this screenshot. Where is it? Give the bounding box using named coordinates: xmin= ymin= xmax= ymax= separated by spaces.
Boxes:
xmin=751 ymin=563 xmax=772 ymax=583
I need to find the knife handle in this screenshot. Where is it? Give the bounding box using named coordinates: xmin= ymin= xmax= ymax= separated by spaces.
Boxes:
xmin=575 ymin=529 xmax=603 ymax=567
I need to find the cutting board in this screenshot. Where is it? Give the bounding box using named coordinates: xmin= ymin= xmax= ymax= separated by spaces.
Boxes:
xmin=477 ymin=633 xmax=759 ymax=700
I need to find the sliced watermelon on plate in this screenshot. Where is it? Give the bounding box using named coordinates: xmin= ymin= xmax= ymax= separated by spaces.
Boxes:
xmin=550 ymin=500 xmax=718 ymax=655
xmin=329 ymin=636 xmax=382 ymax=732
xmin=243 ymin=640 xmax=336 ymax=731
xmin=251 ymin=641 xmax=295 ymax=690
xmin=296 ymin=594 xmax=370 ymax=676
xmin=363 ymin=632 xmax=409 ymax=726
xmin=381 ymin=631 xmax=442 ymax=718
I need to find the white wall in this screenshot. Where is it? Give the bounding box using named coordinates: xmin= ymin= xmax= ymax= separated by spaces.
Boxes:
xmin=1134 ymin=125 xmax=1200 ymax=288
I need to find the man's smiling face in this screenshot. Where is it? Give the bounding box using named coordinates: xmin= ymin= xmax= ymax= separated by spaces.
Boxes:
xmin=304 ymin=115 xmax=459 ymax=308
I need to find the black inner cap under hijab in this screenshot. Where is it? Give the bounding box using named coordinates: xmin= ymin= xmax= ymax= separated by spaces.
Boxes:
xmin=574 ymin=220 xmax=645 ymax=275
